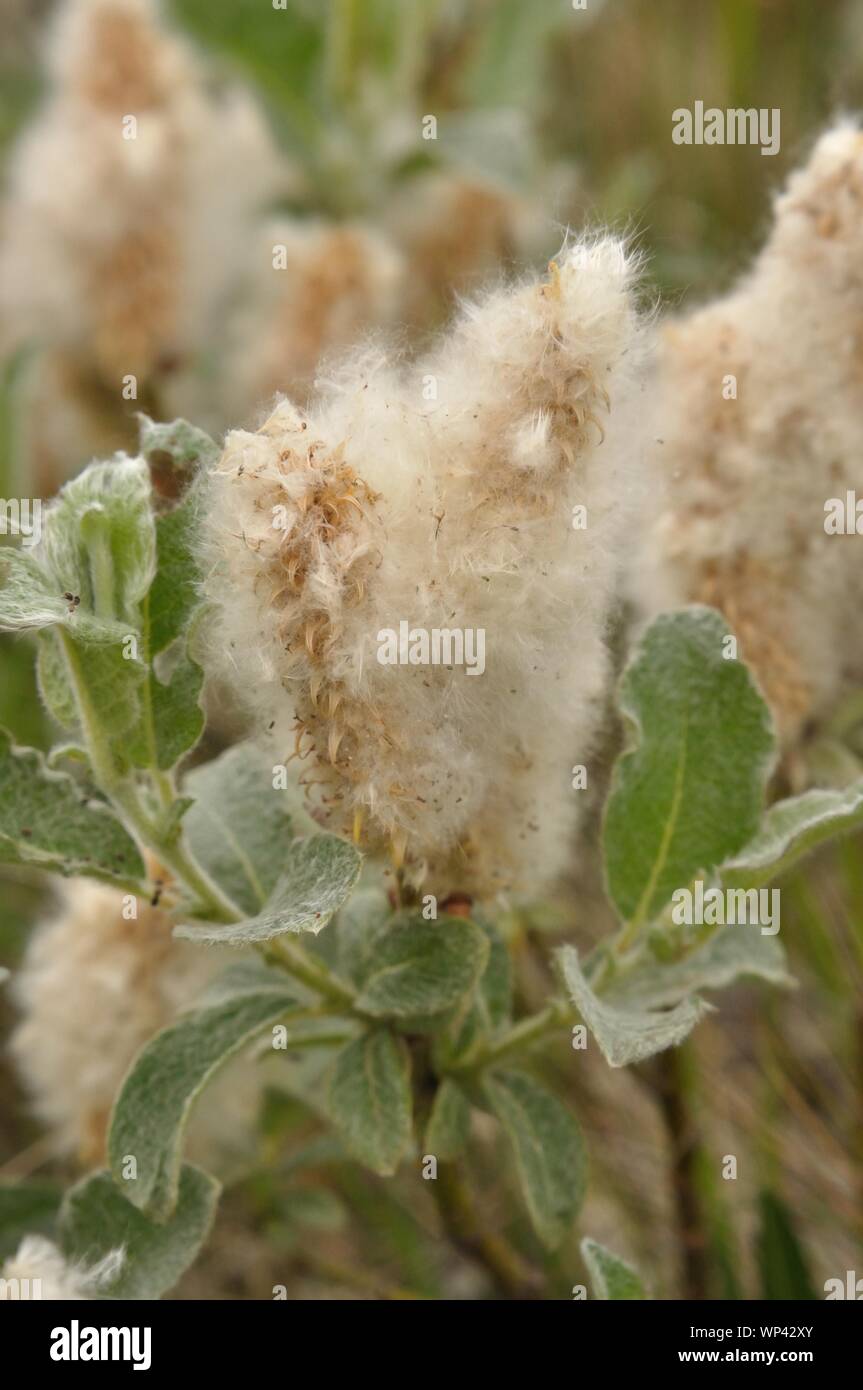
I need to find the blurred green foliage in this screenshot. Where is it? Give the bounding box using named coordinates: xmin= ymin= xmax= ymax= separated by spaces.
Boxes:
xmin=164 ymin=0 xmax=863 ymax=292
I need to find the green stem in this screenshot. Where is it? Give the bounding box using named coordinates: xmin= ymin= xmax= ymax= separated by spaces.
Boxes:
xmin=58 ymin=631 xmax=239 ymax=921
xmin=614 ymin=915 xmax=643 ymax=956
xmin=651 ymin=1043 xmax=710 ymax=1299
xmin=450 ymin=997 xmax=573 ymax=1073
xmin=607 ymin=899 xmax=724 ymax=990
xmin=59 ymin=627 xmax=355 ymax=1011
xmin=265 ymin=1007 xmax=358 ymax=1051
xmin=111 ymin=781 xmax=242 ymax=925
xmin=267 ymin=937 xmax=356 ymax=1009
xmin=126 ymin=799 xmax=357 ymax=1009
xmin=151 ymin=768 xmax=176 ymax=813
xmin=123 ymin=783 xmax=359 ymax=1009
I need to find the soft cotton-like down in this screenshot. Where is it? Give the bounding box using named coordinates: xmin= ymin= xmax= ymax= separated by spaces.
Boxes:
xmin=203 ymin=237 xmax=649 ymax=899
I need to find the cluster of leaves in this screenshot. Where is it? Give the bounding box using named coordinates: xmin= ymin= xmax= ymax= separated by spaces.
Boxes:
xmin=3 ymin=428 xmax=863 ymax=1297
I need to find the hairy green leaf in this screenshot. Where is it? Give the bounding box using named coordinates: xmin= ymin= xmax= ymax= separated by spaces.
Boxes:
xmin=355 ymin=915 xmax=489 ymax=1020
xmin=65 ymin=633 xmax=148 ymax=746
xmin=46 ymin=744 xmax=89 ymax=768
xmin=61 ymin=1165 xmax=219 ymax=1300
xmin=0 ymin=727 xmax=144 ymax=882
xmin=40 ymin=456 xmax=156 ymax=625
xmin=0 ymin=549 xmax=129 ymax=642
xmin=559 ymin=944 xmax=709 ymax=1067
xmin=194 ymin=956 xmax=294 ymax=1007
xmin=722 ymin=782 xmax=863 ymax=888
xmin=175 ymin=835 xmax=363 ymax=944
xmin=336 ymin=887 xmax=393 ymax=985
xmin=329 ymin=1031 xmax=412 ymax=1176
xmin=424 ymin=1078 xmax=471 ymax=1160
xmin=581 ymin=1237 xmax=646 ymax=1300
xmin=471 ymin=916 xmax=513 ymax=1030
xmin=36 ymin=632 xmax=77 ymax=730
xmin=606 ymin=925 xmax=794 ymax=1012
xmin=108 ymin=981 xmax=296 ymax=1220
xmin=182 ymin=744 xmax=316 ymax=917
xmin=122 ymin=464 xmax=207 ymax=772
xmin=435 ymin=914 xmax=513 ymax=1064
xmin=36 ymin=616 xmax=148 ymax=757
xmin=483 ymin=1069 xmax=586 ymax=1249
xmin=153 ymin=649 xmax=205 ymax=769
xmin=138 ymin=416 xmax=219 ymax=495
xmin=128 ymin=642 xmax=204 ymax=772
xmin=0 ymin=628 xmax=49 ymax=750
xmin=603 ymin=607 xmax=775 ymax=927
xmin=146 ymin=458 xmax=210 ymax=660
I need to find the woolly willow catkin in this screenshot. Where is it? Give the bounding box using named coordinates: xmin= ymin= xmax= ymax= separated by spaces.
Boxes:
xmin=0 ymin=0 xmax=278 ymax=385
xmin=636 ymin=121 xmax=863 ymax=749
xmin=10 ymin=879 xmax=260 ymax=1166
xmin=203 ymin=237 xmax=649 ymax=900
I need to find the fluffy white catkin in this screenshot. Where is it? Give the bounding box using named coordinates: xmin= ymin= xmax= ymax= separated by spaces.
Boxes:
xmin=637 ymin=121 xmax=863 ymax=747
xmin=10 ymin=879 xmax=260 ymax=1166
xmin=203 ymin=237 xmax=649 ymax=900
xmin=0 ymin=1237 xmax=122 ymax=1301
